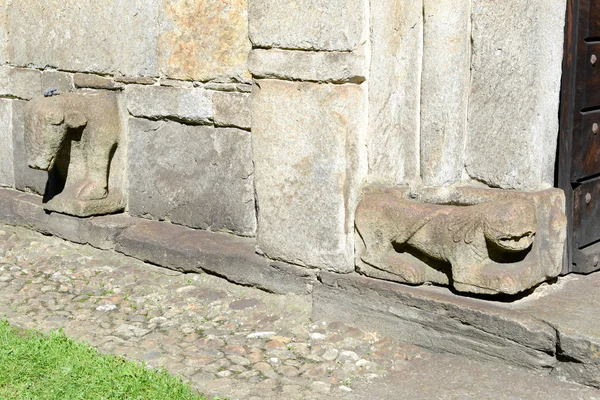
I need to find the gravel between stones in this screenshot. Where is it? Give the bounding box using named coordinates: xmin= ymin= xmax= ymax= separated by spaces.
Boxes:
xmin=0 ymin=225 xmax=432 ymax=400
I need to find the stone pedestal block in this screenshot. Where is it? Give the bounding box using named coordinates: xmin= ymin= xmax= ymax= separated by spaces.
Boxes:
xmin=465 ymin=0 xmax=566 ymax=190
xmin=6 ymin=0 xmax=159 ymax=76
xmin=420 ymin=0 xmax=471 ymax=186
xmin=355 ymin=186 xmax=567 ymax=295
xmin=252 ymin=79 xmax=368 ymax=272
xmin=367 ymin=0 xmax=422 ymax=186
xmin=128 ymin=119 xmax=256 ymax=236
xmin=159 ymin=0 xmax=251 ymax=82
xmin=249 ymin=0 xmax=366 ymax=51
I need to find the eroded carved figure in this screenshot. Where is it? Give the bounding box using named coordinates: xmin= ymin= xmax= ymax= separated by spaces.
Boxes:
xmin=24 ymin=91 xmax=125 ymax=216
xmin=355 ymin=187 xmax=567 ymax=295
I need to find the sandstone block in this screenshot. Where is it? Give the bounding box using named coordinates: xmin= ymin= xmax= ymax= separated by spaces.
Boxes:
xmin=42 ymin=71 xmax=75 ymax=95
xmin=114 ymin=76 xmax=157 ymax=85
xmin=126 ymin=85 xmax=213 ymax=125
xmin=367 ymin=0 xmax=422 ymax=185
xmin=252 ymin=79 xmax=368 ymax=272
xmin=128 ymin=118 xmax=256 ymax=236
xmin=159 ymin=0 xmax=251 ymax=82
xmin=6 ymin=0 xmax=159 ymax=76
xmin=0 ymin=66 xmax=42 ymax=100
xmin=74 ymin=73 xmax=121 ymax=90
xmin=249 ymin=0 xmax=366 ymax=51
xmin=248 ymin=48 xmax=367 ymax=83
xmin=465 ymin=0 xmax=566 ymax=190
xmin=212 ymin=92 xmax=251 ymax=130
xmin=420 ymin=0 xmax=471 ymax=186
xmin=11 ymin=100 xmax=47 ymax=195
xmin=0 ymin=100 xmax=14 ymax=187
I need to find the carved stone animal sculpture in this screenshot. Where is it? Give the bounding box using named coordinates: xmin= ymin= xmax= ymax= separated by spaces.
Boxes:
xmin=24 ymin=91 xmax=123 ymax=216
xmin=355 ymin=189 xmax=540 ymax=294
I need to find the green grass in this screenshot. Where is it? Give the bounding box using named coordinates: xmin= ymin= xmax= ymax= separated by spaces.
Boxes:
xmin=0 ymin=321 xmax=211 ymax=400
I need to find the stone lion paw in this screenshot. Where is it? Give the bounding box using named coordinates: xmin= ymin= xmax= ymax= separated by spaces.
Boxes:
xmin=76 ymin=181 xmax=108 ymax=200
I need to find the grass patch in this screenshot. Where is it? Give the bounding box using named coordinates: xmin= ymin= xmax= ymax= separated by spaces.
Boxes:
xmin=0 ymin=321 xmax=211 ymax=400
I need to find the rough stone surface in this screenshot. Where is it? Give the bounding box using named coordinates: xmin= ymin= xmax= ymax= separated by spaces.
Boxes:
xmin=0 ymin=0 xmax=8 ymax=64
xmin=0 ymin=100 xmax=14 ymax=187
xmin=355 ymin=186 xmax=567 ymax=295
xmin=6 ymin=0 xmax=159 ymax=76
xmin=314 ymin=272 xmax=557 ymax=371
xmin=128 ymin=118 xmax=255 ymax=236
xmin=11 ymin=100 xmax=47 ymax=195
xmin=41 ymin=71 xmax=75 ymax=95
xmin=74 ymin=73 xmax=121 ymax=90
xmin=252 ymin=80 xmax=367 ymax=272
xmin=212 ymin=91 xmax=251 ymax=130
xmin=24 ymin=92 xmax=125 ymax=217
xmin=367 ymin=0 xmax=422 ymax=186
xmin=420 ymin=0 xmax=471 ymax=186
xmin=465 ymin=0 xmax=566 ymax=190
xmin=159 ymin=0 xmax=251 ymax=82
xmin=0 ymin=66 xmax=42 ymax=100
xmin=126 ymin=85 xmax=213 ymax=125
xmin=248 ymin=0 xmax=367 ymax=51
xmin=248 ymin=48 xmax=367 ymax=83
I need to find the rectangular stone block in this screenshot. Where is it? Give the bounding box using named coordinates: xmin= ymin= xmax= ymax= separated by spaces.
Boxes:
xmin=252 ymin=79 xmax=368 ymax=272
xmin=0 ymin=0 xmax=7 ymax=64
xmin=0 ymin=66 xmax=42 ymax=100
xmin=6 ymin=0 xmax=159 ymax=76
xmin=249 ymin=0 xmax=367 ymax=51
xmin=41 ymin=71 xmax=75 ymax=95
xmin=212 ymin=91 xmax=251 ymax=130
xmin=465 ymin=0 xmax=566 ymax=190
xmin=0 ymin=100 xmax=14 ymax=187
xmin=367 ymin=0 xmax=422 ymax=185
xmin=420 ymin=0 xmax=471 ymax=186
xmin=248 ymin=48 xmax=367 ymax=83
xmin=126 ymin=85 xmax=213 ymax=125
xmin=159 ymin=0 xmax=251 ymax=82
xmin=74 ymin=73 xmax=121 ymax=90
xmin=10 ymin=100 xmax=47 ymax=195
xmin=128 ymin=118 xmax=256 ymax=236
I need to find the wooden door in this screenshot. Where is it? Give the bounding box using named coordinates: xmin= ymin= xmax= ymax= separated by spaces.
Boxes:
xmin=558 ymin=0 xmax=600 ymax=273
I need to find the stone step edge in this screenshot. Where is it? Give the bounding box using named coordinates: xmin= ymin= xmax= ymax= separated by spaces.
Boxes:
xmin=1 ymin=188 xmax=598 ymax=388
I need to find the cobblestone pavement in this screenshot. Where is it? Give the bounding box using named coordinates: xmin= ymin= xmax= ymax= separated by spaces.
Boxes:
xmin=0 ymin=225 xmax=434 ymax=399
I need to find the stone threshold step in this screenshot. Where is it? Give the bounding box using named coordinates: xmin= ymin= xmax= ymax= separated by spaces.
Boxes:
xmin=1 ymin=187 xmax=599 ymax=389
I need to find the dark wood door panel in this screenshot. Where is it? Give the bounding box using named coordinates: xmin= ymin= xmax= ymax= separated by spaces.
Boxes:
xmin=583 ymin=43 xmax=600 ymax=108
xmin=573 ymin=177 xmax=600 ymax=248
xmin=572 ymin=110 xmax=600 ymax=180
xmin=588 ymin=0 xmax=600 ymax=38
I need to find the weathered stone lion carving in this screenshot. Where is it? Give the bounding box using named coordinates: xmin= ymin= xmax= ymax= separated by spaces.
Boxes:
xmin=355 ymin=187 xmax=567 ymax=295
xmin=24 ymin=91 xmax=125 ymax=216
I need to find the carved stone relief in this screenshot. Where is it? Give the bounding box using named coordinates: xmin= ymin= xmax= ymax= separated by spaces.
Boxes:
xmin=24 ymin=91 xmax=124 ymax=216
xmin=355 ymin=186 xmax=567 ymax=295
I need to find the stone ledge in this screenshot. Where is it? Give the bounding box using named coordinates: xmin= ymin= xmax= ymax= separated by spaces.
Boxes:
xmin=0 ymin=188 xmax=316 ymax=295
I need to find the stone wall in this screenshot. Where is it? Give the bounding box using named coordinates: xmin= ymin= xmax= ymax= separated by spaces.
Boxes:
xmin=0 ymin=0 xmax=567 ymax=274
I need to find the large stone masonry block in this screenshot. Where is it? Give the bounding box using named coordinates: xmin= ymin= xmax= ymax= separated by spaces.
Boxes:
xmin=0 ymin=100 xmax=14 ymax=187
xmin=126 ymin=85 xmax=213 ymax=125
xmin=253 ymin=79 xmax=368 ymax=272
xmin=159 ymin=0 xmax=251 ymax=82
xmin=355 ymin=186 xmax=567 ymax=295
xmin=0 ymin=0 xmax=7 ymax=64
xmin=0 ymin=66 xmax=42 ymax=100
xmin=6 ymin=0 xmax=159 ymax=77
xmin=128 ymin=118 xmax=256 ymax=236
xmin=420 ymin=0 xmax=471 ymax=187
xmin=11 ymin=100 xmax=47 ymax=195
xmin=465 ymin=0 xmax=566 ymax=190
xmin=367 ymin=0 xmax=422 ymax=186
xmin=249 ymin=0 xmax=367 ymax=51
